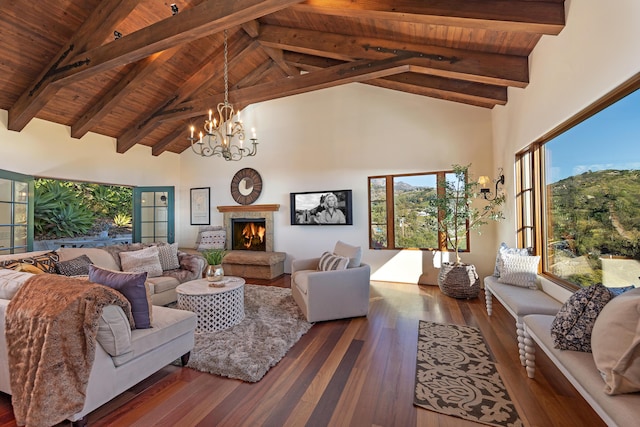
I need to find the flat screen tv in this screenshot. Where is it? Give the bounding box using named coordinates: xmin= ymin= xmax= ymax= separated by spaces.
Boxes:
xmin=290 ymin=189 xmax=353 ymax=225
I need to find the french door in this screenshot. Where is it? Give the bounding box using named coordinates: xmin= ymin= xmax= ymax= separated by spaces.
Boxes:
xmin=133 ymin=187 xmax=174 ymax=243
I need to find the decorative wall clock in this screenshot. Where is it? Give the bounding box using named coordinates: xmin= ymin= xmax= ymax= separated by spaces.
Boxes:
xmin=230 ymin=168 xmax=262 ymax=205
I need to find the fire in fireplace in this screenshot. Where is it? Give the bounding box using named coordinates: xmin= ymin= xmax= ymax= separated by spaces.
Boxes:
xmin=231 ymin=218 xmax=266 ymax=251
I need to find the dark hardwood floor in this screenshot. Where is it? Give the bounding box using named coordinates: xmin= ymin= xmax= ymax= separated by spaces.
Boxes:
xmin=0 ymin=276 xmax=605 ymax=427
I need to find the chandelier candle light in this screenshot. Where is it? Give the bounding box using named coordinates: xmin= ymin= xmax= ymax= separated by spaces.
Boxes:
xmin=188 ymin=30 xmax=258 ymax=160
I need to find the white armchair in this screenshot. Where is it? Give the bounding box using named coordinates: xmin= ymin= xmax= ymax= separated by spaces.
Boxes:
xmin=291 ymin=256 xmax=371 ymax=323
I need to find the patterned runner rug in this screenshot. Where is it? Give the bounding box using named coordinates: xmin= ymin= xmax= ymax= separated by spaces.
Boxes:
xmin=414 ymin=321 xmax=523 ymax=427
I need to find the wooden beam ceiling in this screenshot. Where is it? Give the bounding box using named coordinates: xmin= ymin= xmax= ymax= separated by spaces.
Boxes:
xmin=0 ymin=0 xmax=567 ymax=155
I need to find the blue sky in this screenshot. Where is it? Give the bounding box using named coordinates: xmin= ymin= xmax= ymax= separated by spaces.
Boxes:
xmin=546 ymin=88 xmax=640 ymax=183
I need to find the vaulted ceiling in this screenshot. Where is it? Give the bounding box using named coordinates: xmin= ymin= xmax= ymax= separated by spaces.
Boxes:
xmin=0 ymin=0 xmax=565 ymax=156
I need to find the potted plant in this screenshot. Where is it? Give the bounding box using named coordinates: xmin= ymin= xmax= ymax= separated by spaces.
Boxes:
xmin=433 ymin=164 xmax=505 ymax=298
xmin=201 ymin=249 xmax=228 ymax=283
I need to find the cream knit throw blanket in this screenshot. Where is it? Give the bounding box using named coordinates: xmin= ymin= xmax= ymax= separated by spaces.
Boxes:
xmin=5 ymin=274 xmax=133 ymax=427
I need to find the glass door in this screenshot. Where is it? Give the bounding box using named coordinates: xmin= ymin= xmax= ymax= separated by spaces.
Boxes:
xmin=133 ymin=187 xmax=174 ymax=243
xmin=0 ymin=170 xmax=34 ymax=254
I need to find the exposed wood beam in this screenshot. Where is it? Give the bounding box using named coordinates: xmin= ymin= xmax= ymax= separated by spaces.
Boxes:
xmin=71 ymin=48 xmax=181 ymax=139
xmin=156 ymin=55 xmax=415 ymax=123
xmin=285 ymin=53 xmax=506 ymax=107
xmin=259 ymin=25 xmax=529 ymax=87
xmin=365 ymin=74 xmax=506 ymax=108
xmin=260 ymin=46 xmax=299 ymax=77
xmin=151 ymin=127 xmax=186 ymax=157
xmin=233 ymin=60 xmax=282 ymax=90
xmin=117 ymin=36 xmax=257 ymax=153
xmin=241 ymin=20 xmax=261 ymax=38
xmin=8 ymin=0 xmax=140 ymax=131
xmin=293 ymin=0 xmax=565 ymax=34
xmin=43 ymin=0 xmax=306 ymax=88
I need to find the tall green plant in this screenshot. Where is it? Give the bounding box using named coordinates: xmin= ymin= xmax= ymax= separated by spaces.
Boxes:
xmin=432 ymin=164 xmax=505 ymax=265
xmin=34 ymin=180 xmax=95 ymax=238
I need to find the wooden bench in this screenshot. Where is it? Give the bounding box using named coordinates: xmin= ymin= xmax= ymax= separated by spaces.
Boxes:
xmin=484 ymin=276 xmax=562 ymax=366
xmin=523 ymin=314 xmax=640 ymax=427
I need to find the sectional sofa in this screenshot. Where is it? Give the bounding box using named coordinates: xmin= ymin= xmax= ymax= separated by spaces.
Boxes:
xmin=0 ymin=244 xmax=205 ymax=425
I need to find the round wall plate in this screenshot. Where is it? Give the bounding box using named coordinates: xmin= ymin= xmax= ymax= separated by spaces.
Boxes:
xmin=230 ymin=168 xmax=262 ymax=205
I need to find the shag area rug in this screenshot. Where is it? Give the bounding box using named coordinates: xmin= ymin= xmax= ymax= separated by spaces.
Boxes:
xmin=185 ymin=284 xmax=312 ymax=382
xmin=414 ymin=321 xmax=522 ymax=427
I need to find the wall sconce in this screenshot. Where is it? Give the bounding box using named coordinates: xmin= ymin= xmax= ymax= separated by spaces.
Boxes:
xmin=478 ymin=168 xmax=505 ymax=201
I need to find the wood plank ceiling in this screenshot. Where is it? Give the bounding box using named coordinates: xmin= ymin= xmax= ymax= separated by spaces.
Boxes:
xmin=0 ymin=0 xmax=566 ymax=156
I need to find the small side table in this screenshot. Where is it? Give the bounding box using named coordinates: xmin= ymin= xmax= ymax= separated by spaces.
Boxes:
xmin=176 ymin=277 xmax=245 ymax=332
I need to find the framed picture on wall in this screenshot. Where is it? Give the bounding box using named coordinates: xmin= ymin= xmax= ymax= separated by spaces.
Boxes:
xmin=190 ymin=187 xmax=210 ymax=225
xmin=290 ymin=189 xmax=353 ymax=225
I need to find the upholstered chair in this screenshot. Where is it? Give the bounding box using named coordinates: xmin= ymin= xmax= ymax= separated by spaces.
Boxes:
xmin=291 ymin=241 xmax=371 ymax=322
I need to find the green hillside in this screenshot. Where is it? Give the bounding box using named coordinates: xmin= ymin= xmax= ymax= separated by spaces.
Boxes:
xmin=549 ymin=169 xmax=640 ymax=259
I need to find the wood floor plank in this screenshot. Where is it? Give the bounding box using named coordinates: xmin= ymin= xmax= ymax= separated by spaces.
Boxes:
xmin=0 ymin=279 xmax=608 ymax=427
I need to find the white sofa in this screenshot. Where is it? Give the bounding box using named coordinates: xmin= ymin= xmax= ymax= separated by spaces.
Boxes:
xmin=0 ymin=249 xmax=199 ymax=425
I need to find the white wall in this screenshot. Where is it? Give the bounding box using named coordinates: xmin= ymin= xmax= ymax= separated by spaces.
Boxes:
xmin=0 ymin=110 xmax=182 ymax=224
xmin=179 ymin=83 xmax=495 ymax=281
xmin=492 ymin=0 xmax=640 ymax=246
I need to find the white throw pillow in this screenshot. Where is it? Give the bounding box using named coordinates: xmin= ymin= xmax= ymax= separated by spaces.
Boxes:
xmin=0 ymin=269 xmax=34 ymax=299
xmin=318 ymin=251 xmax=349 ymax=271
xmin=493 ymin=242 xmax=531 ymax=277
xmin=591 ymin=287 xmax=640 ymax=395
xmin=97 ymin=305 xmax=133 ymax=357
xmin=119 ymin=246 xmax=163 ymax=278
xmin=156 ymin=243 xmax=180 ymax=271
xmin=497 ymin=254 xmax=539 ymax=289
xmin=197 ymin=229 xmax=226 ymax=251
xmin=334 ymin=240 xmax=362 ymax=268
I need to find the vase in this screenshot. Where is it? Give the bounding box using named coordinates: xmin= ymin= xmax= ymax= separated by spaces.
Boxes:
xmin=437 ymin=262 xmax=480 ymax=299
xmin=206 ymin=264 xmax=224 ymax=282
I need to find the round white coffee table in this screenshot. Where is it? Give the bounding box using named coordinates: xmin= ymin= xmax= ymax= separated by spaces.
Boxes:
xmin=176 ymin=276 xmax=245 ymax=332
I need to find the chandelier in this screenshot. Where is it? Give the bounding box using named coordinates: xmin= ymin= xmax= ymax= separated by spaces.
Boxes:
xmin=188 ymin=30 xmax=258 ymax=160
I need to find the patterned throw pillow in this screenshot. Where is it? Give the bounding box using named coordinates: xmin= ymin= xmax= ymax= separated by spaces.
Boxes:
xmin=493 ymin=243 xmax=531 ymax=277
xmin=0 ymin=251 xmax=60 ymax=273
xmin=119 ymin=246 xmax=163 ymax=278
xmin=55 ymin=254 xmax=93 ymax=276
xmin=497 ymin=254 xmax=540 ymax=289
xmin=551 ymin=283 xmax=613 ymax=352
xmin=318 ymin=251 xmax=349 ymax=271
xmin=156 ymin=243 xmax=180 ymax=271
xmin=197 ymin=230 xmax=226 ymax=251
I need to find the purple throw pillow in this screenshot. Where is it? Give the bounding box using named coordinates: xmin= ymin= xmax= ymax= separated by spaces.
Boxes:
xmin=88 ymin=265 xmax=151 ymax=329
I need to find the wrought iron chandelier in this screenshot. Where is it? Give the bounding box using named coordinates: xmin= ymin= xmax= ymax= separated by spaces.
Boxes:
xmin=188 ymin=30 xmax=258 ymax=160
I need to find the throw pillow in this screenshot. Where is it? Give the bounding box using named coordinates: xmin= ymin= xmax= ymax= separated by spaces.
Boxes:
xmin=88 ymin=265 xmax=152 ymax=329
xmin=334 ymin=240 xmax=362 ymax=268
xmin=14 ymin=264 xmax=45 ymax=274
xmin=55 ymin=254 xmax=93 ymax=276
xmin=156 ymin=243 xmax=180 ymax=271
xmin=608 ymin=285 xmax=636 ymax=297
xmin=318 ymin=251 xmax=349 ymax=271
xmin=0 ymin=251 xmax=59 ymax=273
xmin=119 ymin=246 xmax=163 ymax=278
xmin=591 ymin=287 xmax=640 ymax=395
xmin=550 ymin=283 xmax=612 ymax=352
xmin=493 ymin=243 xmax=531 ymax=277
xmin=497 ymin=254 xmax=540 ymax=289
xmin=197 ymin=229 xmax=226 ymax=251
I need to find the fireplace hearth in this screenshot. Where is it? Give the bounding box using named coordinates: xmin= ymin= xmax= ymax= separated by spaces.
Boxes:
xmin=231 ymin=218 xmax=266 ymax=251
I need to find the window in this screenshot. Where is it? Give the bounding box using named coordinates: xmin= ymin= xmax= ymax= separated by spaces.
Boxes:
xmin=368 ymin=171 xmax=468 ymax=251
xmin=0 ymin=170 xmax=34 ymax=254
xmin=517 ymin=75 xmax=640 ymax=289
xmin=133 ymin=187 xmax=175 ymax=243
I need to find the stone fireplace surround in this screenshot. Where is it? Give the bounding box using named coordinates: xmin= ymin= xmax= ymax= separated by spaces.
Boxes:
xmin=217 ymin=204 xmax=279 ymax=252
xmin=217 ymin=204 xmax=285 ymax=280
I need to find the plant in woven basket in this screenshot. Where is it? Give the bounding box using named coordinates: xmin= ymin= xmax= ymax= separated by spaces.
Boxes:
xmin=432 ymin=164 xmax=505 ymax=265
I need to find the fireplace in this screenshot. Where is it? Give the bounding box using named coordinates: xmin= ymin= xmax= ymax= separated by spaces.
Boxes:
xmin=218 ymin=204 xmax=279 ymax=252
xmin=231 ymin=218 xmax=266 ymax=251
